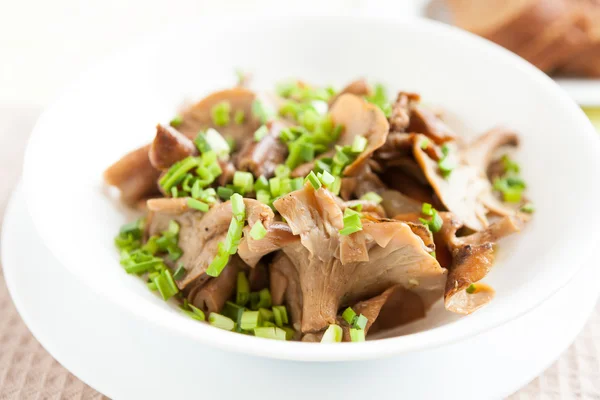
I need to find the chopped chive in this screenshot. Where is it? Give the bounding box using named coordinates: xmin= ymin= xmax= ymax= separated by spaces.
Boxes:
xmin=340 ymin=209 xmax=363 ymax=236
xmin=217 ymin=186 xmax=234 ymax=200
xmin=211 ymin=101 xmax=231 ymax=127
xmin=319 ymin=170 xmax=335 ymax=186
xmin=252 ymin=99 xmax=273 ymax=124
xmin=188 ymin=304 xmax=206 ymax=320
xmin=360 ymin=192 xmax=382 ymax=204
xmin=259 ymin=308 xmax=274 ymax=323
xmin=501 ymin=154 xmax=520 ymax=174
xmin=304 ymin=171 xmax=321 ymax=190
xmin=421 ymin=203 xmax=434 ymax=216
xmin=194 ymin=132 xmax=212 ymax=154
xmin=256 ymin=288 xmax=272 ymax=309
xmin=254 ymin=125 xmax=269 ymax=142
xmin=270 ymin=177 xmax=283 ymax=197
xmin=349 ymin=328 xmax=365 ymax=342
xmin=256 ymin=190 xmax=271 ymax=205
xmin=320 ymin=324 xmax=343 ymax=343
xmin=351 ymin=135 xmax=367 ymax=153
xmin=222 ymin=301 xmax=245 ymax=329
xmin=466 ymin=284 xmax=477 ymax=294
xmin=233 ymin=171 xmax=254 ymax=194
xmin=275 ymin=164 xmax=291 ymax=178
xmin=272 ymin=305 xmax=288 ymax=327
xmin=147 ymin=281 xmax=157 ymax=291
xmin=236 ymin=271 xmax=250 ymax=306
xmin=169 ymin=115 xmax=183 ymax=127
xmin=420 ymin=137 xmax=430 ymax=149
xmin=153 ymin=269 xmax=179 ymax=301
xmin=204 ymin=128 xmax=231 ymax=157
xmin=353 ymin=314 xmax=368 ymax=330
xmin=342 ymin=307 xmax=357 ymax=325
xmin=187 ymin=198 xmax=209 ymax=212
xmin=520 ymin=202 xmax=535 ymax=214
xmin=173 ymin=265 xmax=187 ymax=281
xmin=209 ymin=312 xmax=235 ymax=331
xmin=240 ymin=311 xmax=261 ymax=330
xmin=234 ymin=110 xmax=245 ymax=125
xmin=249 ymin=221 xmax=267 ymax=240
xmin=254 ymin=175 xmax=269 ymax=192
xmin=438 ymin=156 xmax=456 ymax=177
xmin=160 ymin=156 xmax=200 ymax=192
xmin=253 ymin=326 xmax=286 ymax=340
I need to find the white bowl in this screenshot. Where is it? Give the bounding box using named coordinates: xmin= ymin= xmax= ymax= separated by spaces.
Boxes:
xmin=22 ymin=15 xmax=600 ymax=361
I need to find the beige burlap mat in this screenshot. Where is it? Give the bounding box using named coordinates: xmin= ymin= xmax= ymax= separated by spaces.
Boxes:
xmin=0 ymin=108 xmax=598 ymax=399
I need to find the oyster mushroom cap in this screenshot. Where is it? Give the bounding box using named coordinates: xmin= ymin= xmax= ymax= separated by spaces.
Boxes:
xmin=272 ymin=185 xmax=447 ymax=333
xmin=185 ymin=256 xmax=244 ymax=314
xmin=146 ymin=198 xmax=272 ymax=289
xmin=104 ymin=144 xmax=161 ymax=205
xmin=176 ymin=87 xmax=261 ymax=147
xmin=437 ymin=212 xmax=525 ymax=314
xmin=329 ymin=78 xmax=372 ymax=106
xmin=329 ymin=94 xmax=390 ymax=176
xmin=149 ymin=124 xmax=198 ymax=170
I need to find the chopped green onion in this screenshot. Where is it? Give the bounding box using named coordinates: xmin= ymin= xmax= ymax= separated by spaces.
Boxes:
xmin=259 ymin=308 xmax=274 ymax=323
xmin=360 ymin=192 xmax=382 ymax=204
xmin=421 ymin=203 xmax=434 ymax=216
xmin=222 ymin=301 xmax=245 ymax=329
xmin=269 ymin=177 xmax=282 ymax=197
xmin=152 ymin=269 xmax=179 ymax=301
xmin=194 ymin=132 xmax=212 ymax=153
xmin=304 ymin=171 xmax=321 ymax=190
xmin=466 ymin=284 xmax=477 ymax=294
xmin=160 ymin=157 xmax=200 ymax=192
xmin=353 ymin=314 xmax=368 ymax=330
xmin=252 ymin=99 xmax=273 ymax=124
xmin=188 ymin=304 xmax=206 ymax=320
xmin=236 ymin=271 xmax=250 ymax=306
xmin=365 ymin=83 xmax=391 ymax=117
xmin=211 ymin=101 xmax=231 ymax=127
xmin=209 ymin=312 xmax=235 ymax=331
xmin=231 ymin=193 xmax=245 ymax=220
xmin=272 ymin=305 xmax=289 ymax=327
xmin=256 ymin=288 xmax=272 ymax=309
xmin=282 ymin=327 xmax=295 ymax=340
xmin=254 ymin=125 xmax=269 ymax=142
xmin=420 ymin=137 xmax=430 ymax=149
xmin=254 ymin=175 xmax=269 ymax=192
xmin=520 ymin=202 xmax=535 ymax=214
xmin=318 ymin=170 xmax=335 ymax=186
xmin=256 ymin=190 xmax=271 ymax=205
xmin=253 ymin=326 xmax=286 ymax=340
xmin=501 ymin=154 xmax=520 ymax=174
xmin=240 ymin=311 xmax=261 ymax=330
xmin=438 ymin=156 xmax=456 ymax=177
xmin=234 ymin=110 xmax=245 ymax=125
xmin=233 ymin=171 xmax=254 ymax=194
xmin=339 ymin=208 xmax=363 ymax=236
xmin=205 ymin=128 xmax=231 ymax=158
xmin=173 ymin=265 xmax=187 ymax=281
xmin=217 ymin=186 xmax=234 ymax=200
xmin=349 ymin=328 xmax=365 ymax=342
xmin=351 ymin=135 xmax=367 ymax=153
xmin=187 ymin=197 xmax=209 ymax=212
xmin=275 ymin=164 xmax=291 ymax=178
xmin=249 ymin=221 xmax=267 ymax=240
xmin=249 ymin=292 xmax=260 ymax=310
xmin=206 ymin=194 xmax=245 ymax=277
xmin=342 ymin=307 xmax=357 ymax=325
xmin=169 ymin=115 xmax=183 ymax=127
xmin=321 ymin=324 xmax=343 ymax=343
xmin=419 ymin=206 xmax=443 ymax=233
xmin=147 ymin=281 xmax=157 ymax=291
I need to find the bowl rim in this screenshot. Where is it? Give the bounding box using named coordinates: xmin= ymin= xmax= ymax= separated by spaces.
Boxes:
xmin=22 ymin=14 xmax=600 ymax=361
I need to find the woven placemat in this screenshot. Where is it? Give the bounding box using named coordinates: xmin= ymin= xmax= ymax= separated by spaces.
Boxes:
xmin=0 ymin=107 xmax=598 ymax=399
